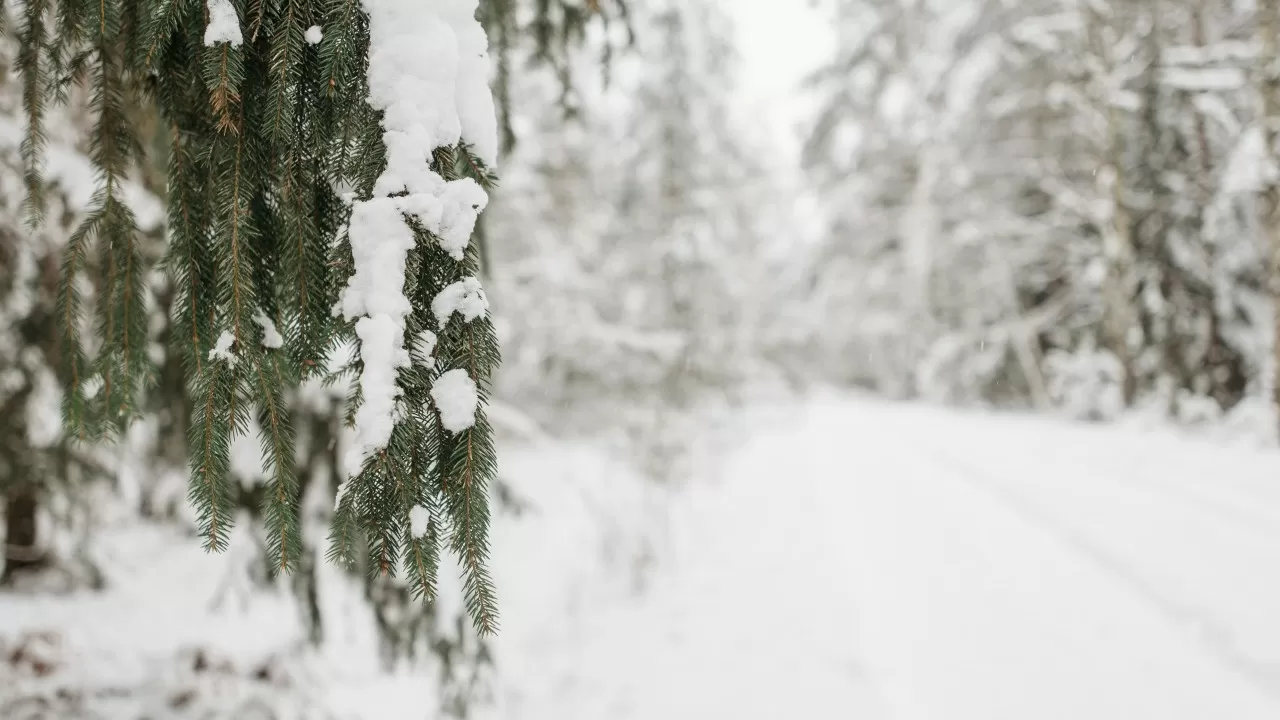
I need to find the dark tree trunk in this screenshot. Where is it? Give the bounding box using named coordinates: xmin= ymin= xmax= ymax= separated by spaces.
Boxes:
xmin=292 ymin=403 xmax=338 ymax=646
xmin=2 ymin=484 xmax=44 ymax=584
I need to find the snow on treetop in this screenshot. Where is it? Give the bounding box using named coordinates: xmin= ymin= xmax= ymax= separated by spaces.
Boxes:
xmin=203 ymin=0 xmax=244 ymax=47
xmin=305 ymin=25 xmax=323 ymax=45
xmin=411 ymin=330 xmax=438 ymax=369
xmin=363 ymin=0 xmax=498 ymax=166
xmin=409 ymin=505 xmax=431 ymax=537
xmin=431 ymin=368 xmax=479 ymax=434
xmin=432 ymin=277 xmax=489 ymax=329
xmin=339 ymin=0 xmax=498 ymax=478
xmin=208 ymin=331 xmax=237 ymax=366
xmin=344 ymin=315 xmax=412 ymax=477
xmin=252 ymin=309 xmax=284 ymax=349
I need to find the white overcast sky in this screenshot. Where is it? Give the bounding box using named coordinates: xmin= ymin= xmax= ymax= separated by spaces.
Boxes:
xmin=723 ymin=0 xmax=833 ymax=159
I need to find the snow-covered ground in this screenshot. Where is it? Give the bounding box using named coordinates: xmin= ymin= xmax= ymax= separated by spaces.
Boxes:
xmin=492 ymin=394 xmax=1280 ymax=719
xmin=6 ymin=394 xmax=1280 ymax=718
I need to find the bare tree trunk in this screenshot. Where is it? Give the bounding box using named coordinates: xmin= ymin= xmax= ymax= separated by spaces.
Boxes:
xmin=902 ymin=146 xmax=939 ymax=321
xmin=1190 ymin=1 xmax=1213 ymax=177
xmin=2 ymin=484 xmax=43 ymax=584
xmin=1137 ymin=0 xmax=1186 ymax=417
xmin=1188 ymin=0 xmax=1213 ymax=414
xmin=1102 ymin=104 xmax=1138 ymax=406
xmin=1089 ymin=2 xmax=1138 ymax=407
xmin=291 ymin=401 xmax=340 ymax=646
xmin=1258 ymin=1 xmax=1280 ymax=440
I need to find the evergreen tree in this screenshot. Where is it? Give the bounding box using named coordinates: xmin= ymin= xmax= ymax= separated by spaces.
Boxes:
xmin=18 ymin=0 xmax=503 ymax=632
xmin=488 ymin=0 xmax=767 ymax=425
xmin=0 ymin=23 xmax=165 ymax=585
xmin=803 ymin=0 xmax=1265 ymax=423
xmin=603 ymin=0 xmax=771 ymax=480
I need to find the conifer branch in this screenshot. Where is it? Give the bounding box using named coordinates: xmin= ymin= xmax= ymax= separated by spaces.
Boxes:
xmin=98 ymin=206 xmax=119 ymax=410
xmin=171 ymin=123 xmax=204 ymax=373
xmin=19 ymin=0 xmax=47 ymax=225
xmin=57 ymin=213 xmax=101 ymax=442
xmin=121 ymin=221 xmax=135 ymax=388
xmin=320 ymin=0 xmax=358 ymax=98
xmin=21 ymin=0 xmax=511 ymax=641
xmin=267 ymin=0 xmax=301 ymax=147
xmin=327 ymin=488 xmax=361 ymax=568
xmin=140 ymin=0 xmax=189 ymax=69
xmin=254 ymin=351 xmax=300 ymax=573
xmin=204 ymin=43 xmax=243 ymax=134
xmin=190 ymin=362 xmax=233 ymax=552
xmin=247 ymin=0 xmax=264 ymax=42
xmin=405 ymin=491 xmax=442 ymax=605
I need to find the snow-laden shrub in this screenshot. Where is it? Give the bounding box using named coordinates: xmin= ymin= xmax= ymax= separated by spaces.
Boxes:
xmin=1045 ymin=346 xmax=1125 ymax=422
xmin=1175 ymin=390 xmax=1225 ymax=426
xmin=916 ymin=333 xmax=1013 ymax=407
xmin=1215 ymin=396 xmax=1277 ymax=448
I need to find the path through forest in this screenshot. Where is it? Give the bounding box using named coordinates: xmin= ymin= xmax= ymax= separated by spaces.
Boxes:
xmin=493 ymin=395 xmax=1280 ymax=719
xmin=6 ymin=394 xmax=1280 ymax=719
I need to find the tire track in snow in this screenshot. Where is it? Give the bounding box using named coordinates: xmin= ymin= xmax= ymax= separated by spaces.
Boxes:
xmin=987 ymin=438 xmax=1280 ymax=539
xmin=1109 ymin=466 xmax=1280 ymax=537
xmin=923 ymin=410 xmax=1280 ymax=540
xmin=818 ymin=401 xmax=1280 ymax=719
xmin=919 ymin=440 xmax=1280 ymax=704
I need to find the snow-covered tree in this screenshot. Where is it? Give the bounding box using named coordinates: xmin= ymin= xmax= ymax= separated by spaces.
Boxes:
xmin=18 ymin=0 xmax=503 ymax=631
xmin=489 ymin=0 xmax=774 ymax=443
xmin=803 ymin=0 xmax=1273 ymax=425
xmin=5 ymin=5 xmax=665 ymax=717
xmin=0 ymin=22 xmax=165 ymax=584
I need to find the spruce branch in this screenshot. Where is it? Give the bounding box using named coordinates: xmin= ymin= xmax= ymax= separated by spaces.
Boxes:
xmin=57 ymin=210 xmax=101 ymax=443
xmin=318 ymin=0 xmax=359 ymax=99
xmin=22 ymin=0 xmax=511 ymax=639
xmin=254 ymin=349 xmax=301 ymax=573
xmin=405 ymin=489 xmax=443 ymax=605
xmin=190 ymin=361 xmax=234 ymax=552
xmin=166 ymin=122 xmax=210 ymax=374
xmin=18 ymin=0 xmax=47 ymax=226
xmin=458 ymin=143 xmax=499 ymax=192
xmin=202 ymin=42 xmax=244 ymax=134
xmin=266 ymin=0 xmax=302 ymax=148
xmin=140 ymin=0 xmax=191 ymax=70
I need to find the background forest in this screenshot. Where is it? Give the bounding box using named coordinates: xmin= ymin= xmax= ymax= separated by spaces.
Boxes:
xmin=5 ymin=0 xmax=1280 ymax=718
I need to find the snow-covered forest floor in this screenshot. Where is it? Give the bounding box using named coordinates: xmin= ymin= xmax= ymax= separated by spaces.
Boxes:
xmin=5 ymin=394 xmax=1280 ymax=719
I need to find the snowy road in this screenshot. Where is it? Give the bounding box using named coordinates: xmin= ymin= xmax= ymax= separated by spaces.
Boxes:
xmin=494 ymin=397 xmax=1280 ymax=720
